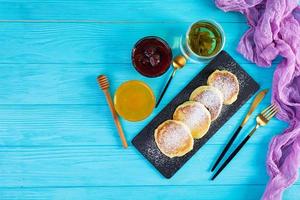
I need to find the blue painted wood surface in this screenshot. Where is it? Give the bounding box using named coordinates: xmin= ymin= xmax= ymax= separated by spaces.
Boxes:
xmin=0 ymin=1 xmax=298 ymax=199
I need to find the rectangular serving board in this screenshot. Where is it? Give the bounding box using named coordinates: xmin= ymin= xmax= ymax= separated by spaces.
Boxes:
xmin=132 ymin=51 xmax=259 ymax=178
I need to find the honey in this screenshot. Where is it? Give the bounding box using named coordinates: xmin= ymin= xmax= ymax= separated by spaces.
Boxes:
xmin=114 ymin=80 xmax=155 ymax=121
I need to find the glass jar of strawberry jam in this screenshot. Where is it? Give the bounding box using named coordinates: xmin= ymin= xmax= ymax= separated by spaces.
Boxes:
xmin=132 ymin=36 xmax=172 ymax=77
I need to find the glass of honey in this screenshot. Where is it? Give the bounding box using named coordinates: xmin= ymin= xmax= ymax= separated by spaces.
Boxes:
xmin=132 ymin=36 xmax=172 ymax=77
xmin=180 ymin=20 xmax=225 ymax=62
xmin=114 ymin=80 xmax=155 ymax=122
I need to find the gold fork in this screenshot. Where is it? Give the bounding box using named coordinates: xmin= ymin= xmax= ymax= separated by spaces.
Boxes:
xmin=211 ymin=104 xmax=278 ymax=180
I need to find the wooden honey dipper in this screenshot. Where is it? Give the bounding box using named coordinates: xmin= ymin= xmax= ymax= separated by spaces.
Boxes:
xmin=97 ymin=75 xmax=128 ymax=149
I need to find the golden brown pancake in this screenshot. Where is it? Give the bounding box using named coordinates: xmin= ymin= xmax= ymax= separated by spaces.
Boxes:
xmin=190 ymin=86 xmax=223 ymax=121
xmin=173 ymin=101 xmax=211 ymax=139
xmin=207 ymin=70 xmax=239 ymax=105
xmin=154 ymin=120 xmax=194 ymax=158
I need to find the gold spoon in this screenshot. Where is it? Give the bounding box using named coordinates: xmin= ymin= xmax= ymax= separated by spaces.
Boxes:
xmin=156 ymin=55 xmax=187 ymax=107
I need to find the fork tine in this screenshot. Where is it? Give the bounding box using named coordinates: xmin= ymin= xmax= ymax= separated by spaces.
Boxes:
xmin=263 ymin=105 xmax=277 ymax=118
xmin=261 ymin=104 xmax=275 ymax=116
xmin=266 ymin=108 xmax=278 ymax=120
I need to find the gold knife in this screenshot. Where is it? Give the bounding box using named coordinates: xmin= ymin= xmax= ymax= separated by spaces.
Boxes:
xmin=240 ymin=89 xmax=269 ymax=127
xmin=211 ymin=89 xmax=269 ymax=172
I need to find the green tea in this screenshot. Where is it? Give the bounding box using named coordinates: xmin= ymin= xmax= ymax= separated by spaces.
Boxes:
xmin=187 ymin=21 xmax=223 ymax=57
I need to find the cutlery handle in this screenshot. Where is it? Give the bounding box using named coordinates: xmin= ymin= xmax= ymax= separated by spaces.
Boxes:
xmin=156 ymin=69 xmax=176 ymax=108
xmin=211 ymin=126 xmax=258 ymax=180
xmin=211 ymin=126 xmax=242 ymax=172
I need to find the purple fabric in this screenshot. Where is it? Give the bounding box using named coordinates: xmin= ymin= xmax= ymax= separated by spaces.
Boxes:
xmin=214 ymin=0 xmax=300 ymax=199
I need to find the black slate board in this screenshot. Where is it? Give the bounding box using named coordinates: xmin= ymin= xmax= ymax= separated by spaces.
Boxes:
xmin=132 ymin=51 xmax=259 ymax=178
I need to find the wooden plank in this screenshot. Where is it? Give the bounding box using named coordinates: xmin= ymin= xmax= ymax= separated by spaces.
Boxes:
xmin=0 ymin=1 xmax=295 ymax=199
xmin=0 ymin=22 xmax=252 ymax=64
xmin=0 ymin=103 xmax=287 ymax=146
xmin=0 ymin=0 xmax=245 ymax=22
xmin=0 ymin=185 xmax=299 ymax=200
xmin=0 ymin=63 xmax=276 ymax=105
xmin=0 ymin=145 xmax=298 ymax=187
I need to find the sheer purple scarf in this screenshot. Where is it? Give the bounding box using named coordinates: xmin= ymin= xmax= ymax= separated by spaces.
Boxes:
xmin=214 ymin=0 xmax=300 ymax=199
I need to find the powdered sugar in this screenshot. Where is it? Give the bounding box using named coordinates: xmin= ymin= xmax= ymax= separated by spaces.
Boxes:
xmin=177 ymin=102 xmax=209 ymax=128
xmin=173 ymin=102 xmax=211 ymax=139
xmin=208 ymin=71 xmax=239 ymax=104
xmin=155 ymin=121 xmax=192 ymax=156
xmin=191 ymin=88 xmax=223 ymax=121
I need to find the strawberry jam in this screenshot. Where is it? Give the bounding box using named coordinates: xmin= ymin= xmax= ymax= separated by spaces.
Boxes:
xmin=132 ymin=36 xmax=172 ymax=77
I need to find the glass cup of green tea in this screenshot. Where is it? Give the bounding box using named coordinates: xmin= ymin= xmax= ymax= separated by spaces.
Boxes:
xmin=180 ymin=20 xmax=225 ymax=62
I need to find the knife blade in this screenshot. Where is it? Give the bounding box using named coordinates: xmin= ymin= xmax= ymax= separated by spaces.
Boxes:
xmin=240 ymin=88 xmax=269 ymax=127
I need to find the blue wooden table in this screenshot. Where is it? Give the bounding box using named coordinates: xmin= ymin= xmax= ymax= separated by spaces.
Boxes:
xmin=0 ymin=1 xmax=298 ymax=199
